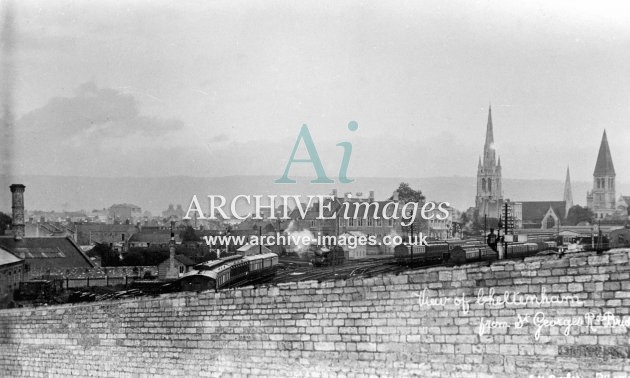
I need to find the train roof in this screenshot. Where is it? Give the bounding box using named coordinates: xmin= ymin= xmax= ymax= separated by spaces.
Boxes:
xmin=180 ymin=269 xmax=218 ymax=280
xmin=194 ymin=254 xmax=243 ymax=270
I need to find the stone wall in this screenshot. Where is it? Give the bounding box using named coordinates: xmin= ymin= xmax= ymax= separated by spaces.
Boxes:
xmin=1 ymin=249 xmax=629 ymax=377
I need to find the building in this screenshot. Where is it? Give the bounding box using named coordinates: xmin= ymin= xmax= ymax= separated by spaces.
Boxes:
xmin=616 ymin=196 xmax=630 ymax=221
xmin=236 ymin=244 xmax=272 ymax=256
xmin=157 ymin=254 xmax=195 ymax=279
xmin=289 ymin=190 xmax=405 ymax=238
xmin=75 ymin=224 xmax=138 ymax=246
xmin=475 ymin=106 xmax=503 ymax=219
xmin=426 ymin=202 xmax=453 ymax=239
xmin=162 ymin=204 xmax=185 ymax=222
xmin=0 ymin=184 xmax=94 ymax=279
xmin=127 ymin=230 xmax=182 ymax=248
xmin=0 ymin=236 xmax=94 ymax=279
xmin=0 ymin=246 xmax=24 ymax=308
xmin=338 ymin=231 xmax=368 ymax=260
xmin=516 ymin=201 xmax=567 ymax=230
xmin=513 ymin=167 xmax=573 ymax=230
xmin=587 ymin=131 xmax=617 ymax=219
xmin=108 ymin=203 xmax=142 ymax=224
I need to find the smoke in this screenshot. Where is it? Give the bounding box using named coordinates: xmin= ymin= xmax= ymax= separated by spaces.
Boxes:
xmin=284 ymin=220 xmax=314 ymax=255
xmin=0 ymin=0 xmax=15 ymax=212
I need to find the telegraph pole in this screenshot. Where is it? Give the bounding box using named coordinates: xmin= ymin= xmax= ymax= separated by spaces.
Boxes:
xmin=503 ymin=202 xmax=509 ymax=257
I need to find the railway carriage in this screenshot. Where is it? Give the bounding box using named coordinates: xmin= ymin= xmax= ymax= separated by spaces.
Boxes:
xmin=178 ymin=253 xmax=278 ymax=292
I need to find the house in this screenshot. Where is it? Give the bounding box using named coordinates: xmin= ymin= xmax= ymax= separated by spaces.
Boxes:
xmin=157 ymin=254 xmax=196 ymax=279
xmin=128 ymin=230 xmax=182 ymax=248
xmin=75 ymin=224 xmax=138 ymax=246
xmin=0 ymin=236 xmax=94 ymax=279
xmin=108 ymin=203 xmax=142 ymax=224
xmin=338 ymin=231 xmax=368 ymax=260
xmin=236 ymin=244 xmax=272 ymax=256
xmin=289 ymin=190 xmax=405 ymax=238
xmin=0 ymin=247 xmax=24 ymax=308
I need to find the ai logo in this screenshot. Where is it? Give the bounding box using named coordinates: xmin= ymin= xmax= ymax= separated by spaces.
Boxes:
xmin=275 ymin=121 xmax=358 ymax=184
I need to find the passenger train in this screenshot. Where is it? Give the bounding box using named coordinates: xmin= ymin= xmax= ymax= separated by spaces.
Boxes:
xmin=177 ymin=253 xmax=279 ymax=292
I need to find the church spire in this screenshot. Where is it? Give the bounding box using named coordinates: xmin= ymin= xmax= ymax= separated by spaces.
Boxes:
xmin=483 ymin=105 xmax=496 ymax=166
xmin=485 ymin=105 xmax=494 ymax=147
xmin=593 ymin=130 xmax=615 ymax=176
xmin=564 ymin=165 xmax=573 ymax=217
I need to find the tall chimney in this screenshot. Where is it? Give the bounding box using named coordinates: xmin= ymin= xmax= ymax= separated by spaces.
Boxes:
xmin=369 ymin=191 xmax=375 ymax=202
xmin=10 ymin=184 xmax=25 ymax=240
xmin=393 ymin=190 xmax=399 ymax=202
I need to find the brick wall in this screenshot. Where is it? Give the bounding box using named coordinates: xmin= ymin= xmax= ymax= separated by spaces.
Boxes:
xmin=1 ymin=249 xmax=629 ymax=377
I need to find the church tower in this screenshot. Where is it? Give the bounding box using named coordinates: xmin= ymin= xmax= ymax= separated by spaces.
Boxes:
xmin=475 ymin=106 xmax=503 ymax=218
xmin=587 ymin=130 xmax=616 ymax=219
xmin=563 ymin=166 xmax=573 ymax=218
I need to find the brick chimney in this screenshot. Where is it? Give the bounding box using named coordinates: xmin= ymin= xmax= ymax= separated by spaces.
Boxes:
xmin=10 ymin=184 xmax=25 ymax=240
xmin=393 ymin=190 xmax=399 ymax=202
xmin=369 ymin=191 xmax=375 ymax=202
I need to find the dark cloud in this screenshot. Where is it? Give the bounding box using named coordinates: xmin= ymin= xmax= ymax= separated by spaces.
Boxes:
xmin=17 ymin=81 xmax=183 ymax=138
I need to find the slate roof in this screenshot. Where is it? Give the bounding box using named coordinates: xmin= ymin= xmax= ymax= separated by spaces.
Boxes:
xmin=593 ymin=130 xmax=615 ymax=176
xmin=0 ymin=236 xmax=94 ymax=270
xmin=0 ymin=246 xmax=22 ymax=266
xmin=128 ymin=231 xmax=182 ymax=244
xmin=521 ymin=201 xmax=567 ymax=223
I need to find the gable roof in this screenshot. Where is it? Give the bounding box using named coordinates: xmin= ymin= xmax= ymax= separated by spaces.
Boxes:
xmin=521 ymin=201 xmax=567 ymax=223
xmin=0 ymin=236 xmax=94 ymax=270
xmin=0 ymin=246 xmax=22 ymax=266
xmin=594 ymin=130 xmax=615 ymax=176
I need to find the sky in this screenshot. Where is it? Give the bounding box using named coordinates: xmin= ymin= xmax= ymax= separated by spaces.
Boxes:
xmin=3 ymin=0 xmax=630 ymax=184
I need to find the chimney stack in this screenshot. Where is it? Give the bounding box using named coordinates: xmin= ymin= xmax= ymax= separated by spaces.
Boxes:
xmin=393 ymin=190 xmax=399 ymax=202
xmin=332 ymin=189 xmax=338 ymax=198
xmin=10 ymin=184 xmax=25 ymax=240
xmin=369 ymin=191 xmax=375 ymax=202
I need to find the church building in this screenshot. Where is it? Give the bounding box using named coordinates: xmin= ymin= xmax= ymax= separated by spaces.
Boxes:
xmin=587 ymin=131 xmax=617 ymax=219
xmin=475 ymin=106 xmax=503 ymax=219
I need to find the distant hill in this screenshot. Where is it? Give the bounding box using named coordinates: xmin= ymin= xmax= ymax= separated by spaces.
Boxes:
xmin=3 ymin=175 xmax=628 ymax=215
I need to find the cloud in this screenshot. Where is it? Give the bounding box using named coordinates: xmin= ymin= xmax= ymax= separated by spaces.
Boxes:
xmin=17 ymin=81 xmax=183 ymax=139
xmin=208 ymin=133 xmax=229 ymax=144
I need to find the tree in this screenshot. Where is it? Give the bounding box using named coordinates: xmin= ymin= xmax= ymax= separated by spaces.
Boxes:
xmin=180 ymin=226 xmax=200 ymax=242
xmin=92 ymin=243 xmax=120 ymax=267
xmin=565 ymin=205 xmax=594 ymax=226
xmin=388 ymin=182 xmax=426 ymax=203
xmin=389 ymin=183 xmax=426 ymax=235
xmin=0 ymin=212 xmax=11 ymax=235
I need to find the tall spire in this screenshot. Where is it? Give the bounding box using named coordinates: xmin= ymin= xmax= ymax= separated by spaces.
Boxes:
xmin=485 ymin=105 xmax=494 ymax=146
xmin=564 ymin=166 xmax=573 ymax=216
xmin=593 ymin=130 xmax=615 ymax=176
xmin=483 ymin=105 xmax=496 ymax=165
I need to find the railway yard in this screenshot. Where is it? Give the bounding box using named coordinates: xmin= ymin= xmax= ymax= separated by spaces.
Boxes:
xmin=222 ymin=255 xmax=438 ymax=289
